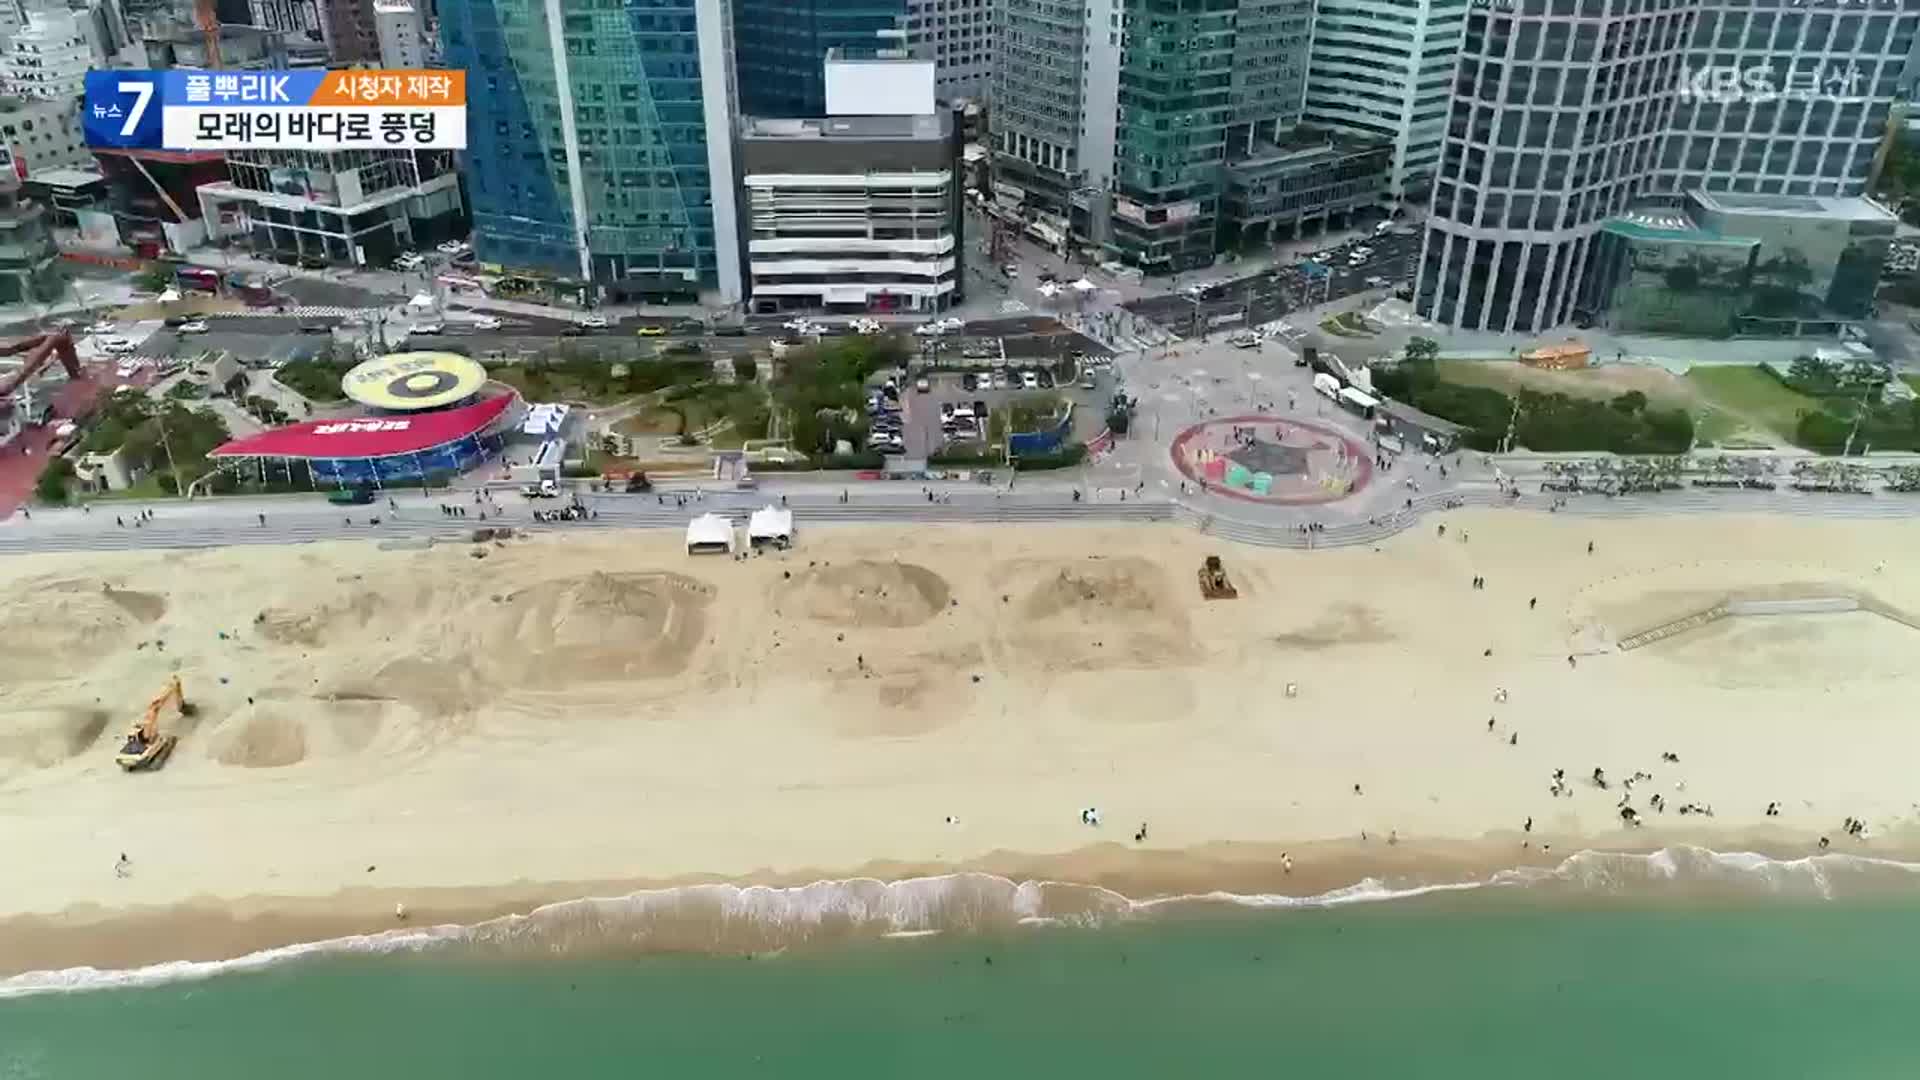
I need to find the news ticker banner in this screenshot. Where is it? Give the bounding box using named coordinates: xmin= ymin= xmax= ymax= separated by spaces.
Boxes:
xmin=83 ymin=69 xmax=466 ymax=152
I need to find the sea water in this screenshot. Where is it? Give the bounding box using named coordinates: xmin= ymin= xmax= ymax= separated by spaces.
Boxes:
xmin=3 ymin=850 xmax=1919 ymax=1078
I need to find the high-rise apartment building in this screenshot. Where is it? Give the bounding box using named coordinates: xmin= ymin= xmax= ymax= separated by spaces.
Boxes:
xmin=1303 ymin=0 xmax=1468 ymax=201
xmin=2 ymin=6 xmax=96 ymax=102
xmin=1417 ymin=0 xmax=1917 ymax=336
xmin=991 ymin=0 xmax=1102 ymax=249
xmin=439 ymin=0 xmax=742 ymax=302
xmin=733 ymin=0 xmax=907 ymax=117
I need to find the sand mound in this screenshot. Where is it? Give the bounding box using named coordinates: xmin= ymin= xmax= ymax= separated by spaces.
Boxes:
xmin=210 ymin=709 xmax=309 ymax=769
xmin=1643 ymin=610 xmax=1920 ymax=688
xmin=1021 ymin=557 xmax=1170 ymax=621
xmin=0 ymin=581 xmax=164 ymax=679
xmin=0 ymin=708 xmax=112 ymax=768
xmin=993 ymin=557 xmax=1193 ymax=671
xmin=256 ymin=591 xmax=404 ymax=647
xmin=781 ymin=560 xmax=951 ymax=628
xmin=472 ymin=571 xmax=711 ymax=686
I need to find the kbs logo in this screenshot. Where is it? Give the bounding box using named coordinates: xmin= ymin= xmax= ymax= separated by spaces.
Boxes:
xmin=1678 ymin=64 xmax=1866 ymax=104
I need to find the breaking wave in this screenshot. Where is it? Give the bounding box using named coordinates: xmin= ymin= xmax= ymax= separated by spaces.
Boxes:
xmin=5 ymin=845 xmax=1918 ymax=999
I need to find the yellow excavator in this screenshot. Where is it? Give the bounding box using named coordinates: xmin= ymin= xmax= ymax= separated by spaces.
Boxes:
xmin=116 ymin=675 xmax=191 ymax=772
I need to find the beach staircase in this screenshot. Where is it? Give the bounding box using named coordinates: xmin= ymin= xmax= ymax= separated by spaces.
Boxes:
xmin=1615 ymin=605 xmax=1728 ymax=651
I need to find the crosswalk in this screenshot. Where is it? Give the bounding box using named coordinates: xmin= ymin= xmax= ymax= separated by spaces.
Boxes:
xmin=219 ymin=305 xmax=375 ymax=318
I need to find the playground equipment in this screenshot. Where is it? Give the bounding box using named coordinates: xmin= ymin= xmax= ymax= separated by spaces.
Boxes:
xmin=117 ymin=675 xmax=191 ymax=772
xmin=1198 ymin=555 xmax=1238 ymax=600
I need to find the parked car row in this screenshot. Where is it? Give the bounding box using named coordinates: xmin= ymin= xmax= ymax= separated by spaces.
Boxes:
xmin=868 ymin=376 xmax=906 ymax=454
xmin=939 ymin=399 xmax=991 ymax=442
xmin=958 ymin=367 xmax=1052 ymax=392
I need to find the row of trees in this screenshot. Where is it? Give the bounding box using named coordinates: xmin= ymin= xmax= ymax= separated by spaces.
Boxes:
xmin=1379 ymin=345 xmax=1694 ymax=454
xmin=773 ymin=336 xmax=907 ymax=456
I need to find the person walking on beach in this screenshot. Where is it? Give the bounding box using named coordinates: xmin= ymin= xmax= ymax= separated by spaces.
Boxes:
xmin=114 ymin=853 xmax=131 ymax=879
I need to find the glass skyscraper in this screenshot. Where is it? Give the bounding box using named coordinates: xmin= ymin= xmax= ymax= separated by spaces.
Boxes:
xmin=1416 ymin=0 xmax=1916 ymax=334
xmin=440 ymin=0 xmax=742 ymax=302
xmin=732 ymin=0 xmax=908 ymax=117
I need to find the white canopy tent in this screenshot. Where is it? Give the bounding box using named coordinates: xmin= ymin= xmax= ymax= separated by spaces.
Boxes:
xmin=1071 ymin=278 xmax=1096 ymax=292
xmin=747 ymin=505 xmax=794 ymax=548
xmin=407 ymin=293 xmax=437 ymax=309
xmin=685 ymin=513 xmax=735 ymax=554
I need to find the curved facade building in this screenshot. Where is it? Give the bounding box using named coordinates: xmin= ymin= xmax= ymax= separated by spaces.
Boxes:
xmin=1416 ymin=0 xmax=1917 ymax=335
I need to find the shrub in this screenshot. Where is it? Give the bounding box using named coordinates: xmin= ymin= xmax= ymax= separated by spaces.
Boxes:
xmin=34 ymin=457 xmax=74 ymax=504
xmin=560 ymin=462 xmax=598 ymax=478
xmin=731 ymin=354 xmax=757 ymax=383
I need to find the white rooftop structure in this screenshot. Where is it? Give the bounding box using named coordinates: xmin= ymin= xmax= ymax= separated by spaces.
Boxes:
xmin=685 ymin=513 xmax=734 ymax=554
xmin=747 ymin=505 xmax=793 ymax=547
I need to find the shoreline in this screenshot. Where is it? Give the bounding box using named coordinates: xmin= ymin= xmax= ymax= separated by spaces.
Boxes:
xmin=9 ymin=515 xmax=1920 ymax=985
xmin=5 ymin=826 xmax=1913 ymax=981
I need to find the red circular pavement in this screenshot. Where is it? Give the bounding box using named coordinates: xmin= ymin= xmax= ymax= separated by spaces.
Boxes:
xmin=1169 ymin=415 xmax=1372 ymax=505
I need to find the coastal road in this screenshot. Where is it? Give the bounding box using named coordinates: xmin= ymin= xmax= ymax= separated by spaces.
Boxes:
xmin=12 ymin=480 xmax=1920 ymax=559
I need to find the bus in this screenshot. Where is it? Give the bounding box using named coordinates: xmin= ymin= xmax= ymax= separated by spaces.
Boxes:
xmin=175 ymin=266 xmax=221 ymax=293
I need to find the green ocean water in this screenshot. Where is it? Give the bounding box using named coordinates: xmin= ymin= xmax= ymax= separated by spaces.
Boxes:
xmin=3 ymin=895 xmax=1917 ymax=1078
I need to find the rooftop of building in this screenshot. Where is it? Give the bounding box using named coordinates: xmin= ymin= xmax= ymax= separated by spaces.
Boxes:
xmin=1690 ymin=190 xmax=1898 ymax=225
xmin=24 ymin=168 xmax=106 ymax=190
xmin=742 ymin=113 xmax=950 ymax=142
xmin=1228 ymin=126 xmax=1390 ymax=170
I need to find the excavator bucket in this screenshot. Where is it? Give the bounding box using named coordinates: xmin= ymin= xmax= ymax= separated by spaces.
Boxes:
xmin=1198 ymin=555 xmax=1238 ymax=600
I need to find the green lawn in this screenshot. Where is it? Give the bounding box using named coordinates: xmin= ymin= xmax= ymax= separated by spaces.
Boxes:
xmin=1684 ymin=366 xmax=1820 ymax=444
xmin=1902 ymin=374 xmax=1920 ymax=397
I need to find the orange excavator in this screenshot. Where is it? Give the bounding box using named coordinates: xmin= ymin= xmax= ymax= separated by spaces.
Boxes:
xmin=117 ymin=675 xmax=191 ymax=772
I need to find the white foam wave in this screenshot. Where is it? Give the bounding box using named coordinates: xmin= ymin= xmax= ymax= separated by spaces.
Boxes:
xmin=4 ymin=845 xmax=1916 ymax=999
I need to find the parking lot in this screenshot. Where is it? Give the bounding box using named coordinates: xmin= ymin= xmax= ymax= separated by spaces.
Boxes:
xmin=1124 ymin=226 xmax=1424 ymax=336
xmin=861 ymin=358 xmax=1109 ymax=460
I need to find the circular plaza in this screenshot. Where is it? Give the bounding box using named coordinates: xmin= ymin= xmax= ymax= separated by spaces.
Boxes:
xmin=1169 ymin=415 xmax=1372 ymax=506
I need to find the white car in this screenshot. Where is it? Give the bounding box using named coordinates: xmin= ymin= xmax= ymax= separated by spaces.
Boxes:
xmin=992 ymin=371 xmax=1009 ymax=390
xmin=412 ymin=321 xmax=444 ymax=334
xmin=177 ymin=319 xmax=209 ymax=333
xmin=577 ymin=314 xmax=610 ymax=329
xmin=1021 ymin=370 xmax=1040 ymax=389
xmin=471 ymin=315 xmax=502 ymax=330
xmin=393 ymin=252 xmax=426 ymax=270
xmin=98 ymin=336 xmax=137 ymax=354
xmin=915 ymin=376 xmax=931 ymax=393
xmin=86 ymin=321 xmax=116 ymax=335
xmin=437 ymin=239 xmax=471 ymax=255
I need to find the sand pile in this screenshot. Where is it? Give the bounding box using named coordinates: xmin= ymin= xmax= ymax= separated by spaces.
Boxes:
xmin=209 ymin=708 xmax=309 ymax=768
xmin=1021 ymin=557 xmax=1171 ymax=622
xmin=779 ymin=560 xmax=951 ymax=629
xmin=257 ymin=590 xmax=409 ymax=647
xmin=470 ymin=571 xmax=712 ymax=686
xmin=0 ymin=580 xmax=166 ymax=680
xmin=997 ymin=556 xmax=1193 ymax=671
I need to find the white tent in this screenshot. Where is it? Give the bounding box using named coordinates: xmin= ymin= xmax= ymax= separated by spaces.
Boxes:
xmin=407 ymin=293 xmax=436 ymax=309
xmin=1037 ymin=282 xmax=1060 ymax=298
xmin=748 ymin=505 xmax=794 ymax=548
xmin=685 ymin=513 xmax=734 ymax=554
xmin=1071 ymin=278 xmax=1096 ymax=292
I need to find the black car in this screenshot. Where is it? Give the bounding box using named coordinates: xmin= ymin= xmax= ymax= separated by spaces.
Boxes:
xmin=163 ymin=314 xmax=195 ymax=328
xmin=560 ymin=324 xmax=592 ymax=336
xmin=713 ymin=324 xmax=747 ymax=337
xmin=298 ymin=322 xmax=332 ymax=334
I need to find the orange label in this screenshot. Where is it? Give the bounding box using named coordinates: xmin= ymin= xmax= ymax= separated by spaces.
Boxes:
xmin=308 ymin=70 xmax=467 ymax=107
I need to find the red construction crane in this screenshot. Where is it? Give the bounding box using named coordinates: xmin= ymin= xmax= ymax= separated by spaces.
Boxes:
xmin=0 ymin=331 xmax=83 ymax=402
xmin=195 ymin=0 xmax=222 ymax=67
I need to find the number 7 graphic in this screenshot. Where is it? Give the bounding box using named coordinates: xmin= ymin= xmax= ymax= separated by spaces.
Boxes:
xmin=117 ymin=80 xmax=153 ymax=137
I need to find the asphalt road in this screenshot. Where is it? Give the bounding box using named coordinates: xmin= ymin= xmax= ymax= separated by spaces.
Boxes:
xmin=1124 ymin=228 xmax=1425 ymax=334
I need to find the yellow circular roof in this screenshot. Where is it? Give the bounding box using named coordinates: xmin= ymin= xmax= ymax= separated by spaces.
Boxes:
xmin=341 ymin=352 xmax=487 ymax=411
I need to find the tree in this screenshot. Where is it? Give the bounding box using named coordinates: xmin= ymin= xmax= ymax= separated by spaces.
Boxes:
xmin=134 ymin=262 xmax=173 ymax=293
xmin=731 ymin=354 xmax=756 ymax=383
xmin=1609 ymin=390 xmax=1648 ymax=413
xmin=1404 ymin=336 xmax=1440 ymax=364
xmin=34 ymin=457 xmax=74 ymax=505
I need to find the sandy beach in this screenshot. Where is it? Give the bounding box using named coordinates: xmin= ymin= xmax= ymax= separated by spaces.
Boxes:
xmin=5 ymin=511 xmax=1920 ymax=973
